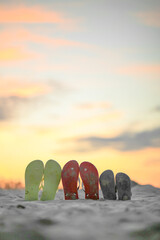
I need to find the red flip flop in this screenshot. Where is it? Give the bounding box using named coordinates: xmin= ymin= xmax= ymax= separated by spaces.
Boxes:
xmin=80 ymin=162 xmax=99 ymax=200
xmin=62 ymin=160 xmax=79 ymax=200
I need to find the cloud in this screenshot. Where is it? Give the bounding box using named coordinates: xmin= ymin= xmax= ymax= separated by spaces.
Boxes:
xmin=0 ymin=80 xmax=51 ymax=121
xmin=0 ymin=28 xmax=87 ymax=62
xmin=0 ymin=94 xmax=52 ymax=121
xmin=145 ymin=159 xmax=160 ymax=166
xmin=0 ymin=29 xmax=85 ymax=48
xmin=134 ymin=10 xmax=160 ymax=27
xmin=0 ymin=94 xmax=51 ymax=121
xmin=0 ymin=96 xmax=27 ymax=120
xmin=0 ymin=5 xmax=78 ymax=31
xmin=0 ymin=46 xmax=36 ymax=61
xmin=75 ymin=102 xmax=111 ymax=110
xmin=0 ymin=80 xmax=52 ymax=98
xmin=0 ymin=79 xmax=69 ymax=121
xmin=0 ymin=5 xmax=71 ymax=24
xmin=77 ymin=127 xmax=160 ymax=151
xmin=152 ymin=105 xmax=160 ymax=113
xmin=116 ymin=64 xmax=160 ymax=77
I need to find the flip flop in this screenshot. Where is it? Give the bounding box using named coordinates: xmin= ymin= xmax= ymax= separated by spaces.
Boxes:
xmin=116 ymin=172 xmax=132 ymax=200
xmin=25 ymin=160 xmax=44 ymax=201
xmin=62 ymin=160 xmax=79 ymax=200
xmin=100 ymin=170 xmax=116 ymax=200
xmin=80 ymin=162 xmax=99 ymax=200
xmin=40 ymin=159 xmax=61 ymax=201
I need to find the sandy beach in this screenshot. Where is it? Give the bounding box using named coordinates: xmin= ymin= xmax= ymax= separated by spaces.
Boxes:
xmin=0 ymin=184 xmax=160 ymax=240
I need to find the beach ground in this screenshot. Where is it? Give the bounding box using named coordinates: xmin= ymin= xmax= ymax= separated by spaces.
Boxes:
xmin=0 ymin=185 xmax=160 ymax=240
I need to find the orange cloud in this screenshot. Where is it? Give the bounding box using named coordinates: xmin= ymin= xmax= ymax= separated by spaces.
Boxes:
xmin=76 ymin=102 xmax=111 ymax=110
xmin=0 ymin=5 xmax=78 ymax=31
xmin=135 ymin=11 xmax=160 ymax=27
xmin=0 ymin=28 xmax=86 ymax=50
xmin=0 ymin=6 xmax=67 ymax=24
xmin=0 ymin=46 xmax=35 ymax=61
xmin=0 ymin=80 xmax=52 ymax=98
xmin=0 ymin=27 xmax=85 ymax=62
xmin=116 ymin=64 xmax=160 ymax=77
xmin=145 ymin=158 xmax=160 ymax=166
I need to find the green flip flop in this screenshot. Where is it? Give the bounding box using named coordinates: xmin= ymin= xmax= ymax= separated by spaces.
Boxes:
xmin=25 ymin=160 xmax=44 ymax=201
xmin=40 ymin=159 xmax=61 ymax=201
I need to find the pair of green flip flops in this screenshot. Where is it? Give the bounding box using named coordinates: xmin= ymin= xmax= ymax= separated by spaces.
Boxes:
xmin=25 ymin=160 xmax=61 ymax=201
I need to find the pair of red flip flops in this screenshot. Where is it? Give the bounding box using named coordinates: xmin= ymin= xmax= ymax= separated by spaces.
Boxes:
xmin=61 ymin=160 xmax=99 ymax=200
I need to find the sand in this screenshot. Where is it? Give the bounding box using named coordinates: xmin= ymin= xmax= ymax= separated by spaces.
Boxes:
xmin=0 ymin=185 xmax=160 ymax=240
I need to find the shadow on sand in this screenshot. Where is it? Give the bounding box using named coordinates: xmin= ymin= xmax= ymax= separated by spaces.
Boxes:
xmin=131 ymin=223 xmax=160 ymax=240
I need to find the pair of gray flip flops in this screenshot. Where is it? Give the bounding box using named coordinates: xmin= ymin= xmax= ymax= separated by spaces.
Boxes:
xmin=100 ymin=170 xmax=132 ymax=200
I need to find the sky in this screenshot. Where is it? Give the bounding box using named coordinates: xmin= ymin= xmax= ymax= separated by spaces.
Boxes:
xmin=0 ymin=0 xmax=160 ymax=188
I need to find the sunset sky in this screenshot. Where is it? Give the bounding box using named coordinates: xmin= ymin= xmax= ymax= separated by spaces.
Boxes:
xmin=0 ymin=0 xmax=160 ymax=188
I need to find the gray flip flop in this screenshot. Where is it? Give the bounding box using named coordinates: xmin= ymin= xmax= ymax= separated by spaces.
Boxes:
xmin=116 ymin=172 xmax=132 ymax=200
xmin=99 ymin=170 xmax=116 ymax=200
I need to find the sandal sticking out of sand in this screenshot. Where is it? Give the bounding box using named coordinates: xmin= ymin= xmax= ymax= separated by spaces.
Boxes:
xmin=80 ymin=162 xmax=99 ymax=200
xmin=99 ymin=170 xmax=116 ymax=200
xmin=116 ymin=172 xmax=132 ymax=200
xmin=40 ymin=159 xmax=61 ymax=201
xmin=62 ymin=160 xmax=79 ymax=200
xmin=25 ymin=160 xmax=44 ymax=201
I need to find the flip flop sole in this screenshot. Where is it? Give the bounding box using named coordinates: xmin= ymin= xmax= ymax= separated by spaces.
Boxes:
xmin=41 ymin=159 xmax=61 ymax=201
xmin=100 ymin=170 xmax=116 ymax=200
xmin=62 ymin=160 xmax=79 ymax=200
xmin=25 ymin=160 xmax=44 ymax=201
xmin=116 ymin=172 xmax=132 ymax=200
xmin=80 ymin=162 xmax=99 ymax=200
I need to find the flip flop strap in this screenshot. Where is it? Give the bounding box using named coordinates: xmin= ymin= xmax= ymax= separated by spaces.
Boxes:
xmin=82 ymin=181 xmax=85 ymax=192
xmin=77 ymin=177 xmax=80 ymax=190
xmin=39 ymin=176 xmax=44 ymax=190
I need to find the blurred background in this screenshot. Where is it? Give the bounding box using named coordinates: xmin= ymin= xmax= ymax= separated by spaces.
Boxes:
xmin=0 ymin=0 xmax=160 ymax=188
